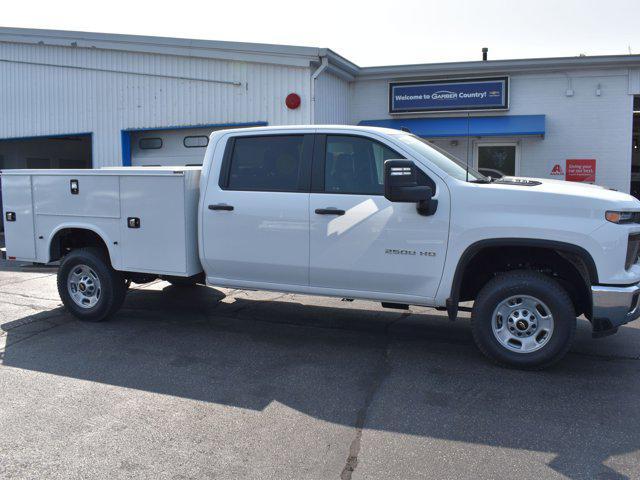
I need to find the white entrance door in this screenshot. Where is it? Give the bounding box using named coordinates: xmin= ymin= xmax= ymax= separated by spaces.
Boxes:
xmin=474 ymin=142 xmax=520 ymax=178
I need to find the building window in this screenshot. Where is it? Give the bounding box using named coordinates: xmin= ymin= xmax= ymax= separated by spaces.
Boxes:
xmin=138 ymin=137 xmax=163 ymax=150
xmin=475 ymin=143 xmax=519 ymax=178
xmin=184 ymin=136 xmax=209 ymax=148
xmin=26 ymin=158 xmax=51 ymax=169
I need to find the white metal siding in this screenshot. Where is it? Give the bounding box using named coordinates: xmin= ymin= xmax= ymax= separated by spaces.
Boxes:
xmin=0 ymin=42 xmax=312 ymax=167
xmin=352 ymin=69 xmax=635 ymax=192
xmin=314 ymin=72 xmax=351 ymax=124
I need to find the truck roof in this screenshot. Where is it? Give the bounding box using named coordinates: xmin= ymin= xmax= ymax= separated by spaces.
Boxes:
xmin=212 ymin=124 xmax=404 ymax=137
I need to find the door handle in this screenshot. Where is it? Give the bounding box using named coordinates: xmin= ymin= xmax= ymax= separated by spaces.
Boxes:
xmin=209 ymin=204 xmax=234 ymax=211
xmin=315 ymin=208 xmax=345 ymax=216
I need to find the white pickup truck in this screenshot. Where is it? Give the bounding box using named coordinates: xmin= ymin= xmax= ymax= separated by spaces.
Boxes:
xmin=2 ymin=125 xmax=640 ymax=369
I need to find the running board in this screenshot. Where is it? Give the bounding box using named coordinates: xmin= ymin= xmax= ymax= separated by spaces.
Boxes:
xmin=381 ymin=302 xmax=409 ymax=310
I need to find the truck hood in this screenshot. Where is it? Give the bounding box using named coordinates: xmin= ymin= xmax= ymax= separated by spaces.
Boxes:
xmin=497 ymin=176 xmax=640 ymax=209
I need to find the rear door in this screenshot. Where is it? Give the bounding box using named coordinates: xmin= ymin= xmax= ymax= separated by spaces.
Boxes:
xmin=1 ymin=174 xmax=36 ymax=261
xmin=309 ymin=132 xmax=449 ymax=300
xmin=201 ymin=133 xmax=313 ymax=286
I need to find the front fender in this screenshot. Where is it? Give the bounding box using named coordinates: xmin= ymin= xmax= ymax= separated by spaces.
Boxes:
xmin=436 ymin=236 xmax=599 ymax=309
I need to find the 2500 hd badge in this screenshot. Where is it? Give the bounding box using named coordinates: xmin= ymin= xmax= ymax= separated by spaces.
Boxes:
xmin=385 ymin=248 xmax=436 ymax=257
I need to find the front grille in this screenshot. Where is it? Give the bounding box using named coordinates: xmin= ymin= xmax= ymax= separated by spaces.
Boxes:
xmin=626 ymin=234 xmax=640 ymax=270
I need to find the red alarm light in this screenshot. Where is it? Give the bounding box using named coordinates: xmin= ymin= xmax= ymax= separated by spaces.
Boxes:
xmin=285 ymin=93 xmax=301 ymax=109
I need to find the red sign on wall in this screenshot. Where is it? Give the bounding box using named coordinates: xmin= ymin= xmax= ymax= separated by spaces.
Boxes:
xmin=550 ymin=164 xmax=564 ymax=176
xmin=565 ymin=159 xmax=596 ymax=182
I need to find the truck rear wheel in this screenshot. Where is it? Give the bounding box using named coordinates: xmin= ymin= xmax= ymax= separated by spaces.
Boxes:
xmin=57 ymin=247 xmax=126 ymax=322
xmin=471 ymin=270 xmax=576 ymax=369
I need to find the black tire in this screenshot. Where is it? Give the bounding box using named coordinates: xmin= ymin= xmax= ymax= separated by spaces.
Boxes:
xmin=57 ymin=247 xmax=127 ymax=322
xmin=471 ymin=270 xmax=576 ymax=369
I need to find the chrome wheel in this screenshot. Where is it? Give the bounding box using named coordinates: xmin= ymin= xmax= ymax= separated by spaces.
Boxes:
xmin=492 ymin=295 xmax=554 ymax=353
xmin=67 ymin=264 xmax=102 ymax=309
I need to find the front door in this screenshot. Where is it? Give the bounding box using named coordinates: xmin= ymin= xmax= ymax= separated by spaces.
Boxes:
xmin=474 ymin=142 xmax=519 ymax=178
xmin=309 ymin=133 xmax=449 ymax=300
xmin=201 ymin=133 xmax=313 ymax=286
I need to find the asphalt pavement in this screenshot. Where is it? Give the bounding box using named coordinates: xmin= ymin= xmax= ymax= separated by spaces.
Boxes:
xmin=1 ymin=258 xmax=639 ymax=479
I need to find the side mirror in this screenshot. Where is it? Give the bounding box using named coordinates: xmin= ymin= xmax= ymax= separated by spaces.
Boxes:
xmin=384 ymin=159 xmax=438 ymax=216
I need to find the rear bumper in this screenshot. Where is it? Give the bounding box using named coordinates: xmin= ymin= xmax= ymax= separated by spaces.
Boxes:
xmin=591 ymin=283 xmax=640 ymax=335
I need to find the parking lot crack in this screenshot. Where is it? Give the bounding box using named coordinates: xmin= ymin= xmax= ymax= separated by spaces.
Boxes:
xmin=340 ymin=321 xmax=398 ymax=480
xmin=0 ymin=290 xmax=61 ymax=302
xmin=0 ymin=299 xmax=52 ymax=312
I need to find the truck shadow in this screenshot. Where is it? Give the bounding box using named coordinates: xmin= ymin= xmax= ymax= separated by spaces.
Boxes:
xmin=2 ymin=284 xmax=639 ymax=479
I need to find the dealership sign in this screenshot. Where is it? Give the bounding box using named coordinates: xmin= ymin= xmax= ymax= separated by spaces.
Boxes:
xmin=566 ymin=159 xmax=596 ymax=182
xmin=389 ymin=77 xmax=509 ymax=113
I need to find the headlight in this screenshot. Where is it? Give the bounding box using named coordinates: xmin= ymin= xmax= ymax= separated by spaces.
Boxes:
xmin=606 ymin=211 xmax=639 ymax=224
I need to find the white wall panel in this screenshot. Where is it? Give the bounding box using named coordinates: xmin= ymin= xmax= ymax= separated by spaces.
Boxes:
xmin=314 ymin=72 xmax=351 ymax=124
xmin=0 ymin=42 xmax=311 ymax=167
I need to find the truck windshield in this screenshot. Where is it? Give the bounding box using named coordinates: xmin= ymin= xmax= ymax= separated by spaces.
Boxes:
xmin=394 ymin=134 xmax=488 ymax=182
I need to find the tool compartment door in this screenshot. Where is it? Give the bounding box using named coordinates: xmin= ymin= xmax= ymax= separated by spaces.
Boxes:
xmin=120 ymin=175 xmax=189 ymax=275
xmin=2 ymin=174 xmax=36 ymax=261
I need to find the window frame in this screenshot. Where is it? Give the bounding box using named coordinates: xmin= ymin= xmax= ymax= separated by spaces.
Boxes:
xmin=218 ymin=133 xmax=314 ymax=193
xmin=311 ymin=133 xmax=407 ymax=196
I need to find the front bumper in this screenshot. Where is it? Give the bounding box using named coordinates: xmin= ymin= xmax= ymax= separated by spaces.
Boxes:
xmin=591 ymin=283 xmax=640 ymax=336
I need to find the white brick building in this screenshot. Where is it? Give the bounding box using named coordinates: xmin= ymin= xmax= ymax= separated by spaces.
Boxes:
xmin=0 ymin=27 xmax=639 ymax=195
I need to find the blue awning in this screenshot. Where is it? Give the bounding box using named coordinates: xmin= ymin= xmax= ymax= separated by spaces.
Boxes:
xmin=359 ymin=115 xmax=545 ymax=138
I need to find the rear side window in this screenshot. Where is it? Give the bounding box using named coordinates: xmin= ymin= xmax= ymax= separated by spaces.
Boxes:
xmin=227 ymin=136 xmax=306 ymax=192
xmin=325 ymin=135 xmax=403 ymax=195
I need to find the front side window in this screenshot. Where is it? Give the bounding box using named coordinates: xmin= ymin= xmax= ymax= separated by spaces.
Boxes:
xmin=325 ymin=135 xmax=402 ymax=195
xmin=227 ymin=135 xmax=305 ymax=191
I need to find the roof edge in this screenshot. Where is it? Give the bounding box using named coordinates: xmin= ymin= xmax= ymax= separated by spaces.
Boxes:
xmin=2 ymin=27 xmax=640 ymax=79
xmin=0 ymin=26 xmax=324 ymax=68
xmin=357 ymin=54 xmax=640 ymax=79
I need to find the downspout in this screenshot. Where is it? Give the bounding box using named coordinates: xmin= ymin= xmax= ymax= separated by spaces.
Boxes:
xmin=310 ymin=56 xmax=329 ymax=124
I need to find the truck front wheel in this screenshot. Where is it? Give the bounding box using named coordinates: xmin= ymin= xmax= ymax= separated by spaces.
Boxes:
xmin=471 ymin=270 xmax=576 ymax=369
xmin=57 ymin=247 xmax=127 ymax=322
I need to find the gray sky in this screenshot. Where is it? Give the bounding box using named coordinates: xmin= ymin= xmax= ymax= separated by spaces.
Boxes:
xmin=4 ymin=0 xmax=640 ymax=66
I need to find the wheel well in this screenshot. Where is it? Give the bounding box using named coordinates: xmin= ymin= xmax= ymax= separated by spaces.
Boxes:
xmin=49 ymin=229 xmax=111 ymax=265
xmin=455 ymin=245 xmax=593 ymax=318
